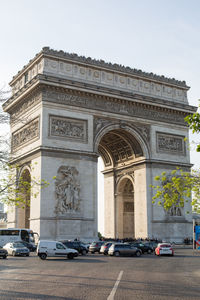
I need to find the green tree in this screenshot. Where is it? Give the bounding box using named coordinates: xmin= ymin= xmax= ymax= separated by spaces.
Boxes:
xmin=0 ymin=88 xmax=48 ymax=207
xmin=151 ymin=102 xmax=200 ymax=214
xmin=150 ymin=168 xmax=200 ymax=214
xmin=185 ymin=100 xmax=200 ymax=152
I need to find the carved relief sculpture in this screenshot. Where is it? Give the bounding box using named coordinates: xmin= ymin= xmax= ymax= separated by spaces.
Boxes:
xmin=156 ymin=132 xmax=185 ymax=155
xmin=49 ymin=115 xmax=88 ymax=143
xmin=12 ymin=117 xmax=40 ymax=150
xmin=55 ymin=166 xmax=81 ymax=214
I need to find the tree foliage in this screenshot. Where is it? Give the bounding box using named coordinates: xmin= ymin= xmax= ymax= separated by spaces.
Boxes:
xmin=185 ymin=100 xmax=200 ymax=152
xmin=150 ymin=168 xmax=200 ymax=214
xmin=0 ymin=162 xmax=49 ymax=207
xmin=0 ymin=88 xmax=49 ymax=207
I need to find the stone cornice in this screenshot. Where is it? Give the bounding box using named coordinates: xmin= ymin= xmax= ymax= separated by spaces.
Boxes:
xmin=10 ymin=47 xmax=189 ymax=88
xmin=4 ymin=74 xmax=197 ymax=115
xmin=41 ymin=85 xmax=194 ymax=127
xmin=9 ymin=146 xmax=99 ymax=165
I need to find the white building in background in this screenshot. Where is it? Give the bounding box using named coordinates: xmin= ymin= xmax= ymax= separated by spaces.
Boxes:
xmin=3 ymin=47 xmax=197 ymax=242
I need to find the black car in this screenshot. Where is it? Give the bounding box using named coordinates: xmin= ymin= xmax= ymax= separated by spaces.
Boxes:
xmin=144 ymin=241 xmax=158 ymax=251
xmin=0 ymin=247 xmax=8 ymax=259
xmin=130 ymin=242 xmax=153 ymax=254
xmin=60 ymin=240 xmax=88 ymax=255
xmin=19 ymin=241 xmax=37 ymax=252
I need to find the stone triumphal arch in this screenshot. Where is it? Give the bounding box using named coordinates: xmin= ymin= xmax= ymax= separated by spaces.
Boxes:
xmin=4 ymin=47 xmax=196 ymax=241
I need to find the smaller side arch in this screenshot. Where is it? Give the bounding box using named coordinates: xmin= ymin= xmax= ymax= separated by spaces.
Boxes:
xmin=115 ymin=176 xmax=135 ymax=239
xmin=16 ymin=164 xmax=31 ymax=229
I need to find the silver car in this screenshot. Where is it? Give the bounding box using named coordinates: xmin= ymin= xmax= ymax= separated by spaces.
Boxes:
xmin=108 ymin=243 xmax=142 ymax=257
xmin=3 ymin=242 xmax=30 ymax=257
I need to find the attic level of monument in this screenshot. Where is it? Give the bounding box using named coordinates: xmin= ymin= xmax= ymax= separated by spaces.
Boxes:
xmin=6 ymin=47 xmax=192 ymax=107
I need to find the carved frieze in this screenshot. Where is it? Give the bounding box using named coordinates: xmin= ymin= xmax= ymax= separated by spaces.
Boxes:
xmin=94 ymin=116 xmax=150 ymax=143
xmin=156 ymin=132 xmax=185 ymax=155
xmin=10 ymin=91 xmax=41 ymax=124
xmin=49 ymin=115 xmax=88 ymax=143
xmin=55 ymin=166 xmax=81 ymax=215
xmin=115 ymin=168 xmax=135 ymax=186
xmin=43 ymin=89 xmax=187 ymax=126
xmin=12 ymin=117 xmax=40 ymax=150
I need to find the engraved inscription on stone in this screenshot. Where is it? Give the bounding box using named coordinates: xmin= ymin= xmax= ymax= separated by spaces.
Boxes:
xmin=156 ymin=132 xmax=185 ymax=155
xmin=55 ymin=166 xmax=81 ymax=215
xmin=12 ymin=117 xmax=40 ymax=150
xmin=124 ymin=202 xmax=134 ymax=212
xmin=49 ymin=115 xmax=88 ymax=142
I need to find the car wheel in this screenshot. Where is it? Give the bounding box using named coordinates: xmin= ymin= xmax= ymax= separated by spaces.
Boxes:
xmin=147 ymin=249 xmax=152 ymax=254
xmin=3 ymin=256 xmax=7 ymax=259
xmin=114 ymin=251 xmax=120 ymax=257
xmin=81 ymin=249 xmax=87 ymax=256
xmin=68 ymin=253 xmax=74 ymax=259
xmin=39 ymin=253 xmax=47 ymax=260
xmin=135 ymin=251 xmax=141 ymax=257
xmin=12 ymin=251 xmax=16 ymax=257
xmin=26 ymin=253 xmax=30 ymax=257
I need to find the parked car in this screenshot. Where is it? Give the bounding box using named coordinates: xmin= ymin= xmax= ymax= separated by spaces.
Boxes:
xmin=155 ymin=243 xmax=174 ymax=256
xmin=0 ymin=247 xmax=8 ymax=259
xmin=108 ymin=243 xmax=142 ymax=257
xmin=89 ymin=241 xmax=105 ymax=253
xmin=130 ymin=242 xmax=153 ymax=254
xmin=144 ymin=241 xmax=158 ymax=250
xmin=3 ymin=242 xmax=30 ymax=257
xmin=60 ymin=240 xmax=88 ymax=255
xmin=37 ymin=240 xmax=78 ymax=260
xmin=100 ymin=242 xmax=113 ymax=255
xmin=19 ymin=241 xmax=37 ymax=252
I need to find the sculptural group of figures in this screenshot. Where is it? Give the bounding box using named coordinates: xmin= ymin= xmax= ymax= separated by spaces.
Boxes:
xmin=55 ymin=166 xmax=81 ymax=214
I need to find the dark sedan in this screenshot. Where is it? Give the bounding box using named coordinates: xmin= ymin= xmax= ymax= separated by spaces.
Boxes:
xmin=19 ymin=241 xmax=37 ymax=252
xmin=60 ymin=240 xmax=88 ymax=255
xmin=0 ymin=247 xmax=8 ymax=259
xmin=130 ymin=242 xmax=153 ymax=254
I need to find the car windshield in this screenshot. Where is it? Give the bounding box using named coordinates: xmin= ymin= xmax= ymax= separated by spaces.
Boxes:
xmin=13 ymin=243 xmax=25 ymax=248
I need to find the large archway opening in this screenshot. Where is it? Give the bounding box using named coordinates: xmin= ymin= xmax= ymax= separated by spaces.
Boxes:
xmin=97 ymin=128 xmax=145 ymax=239
xmin=17 ymin=169 xmax=31 ymax=229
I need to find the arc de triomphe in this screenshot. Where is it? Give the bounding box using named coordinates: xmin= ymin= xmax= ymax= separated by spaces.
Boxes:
xmin=4 ymin=47 xmax=196 ymax=241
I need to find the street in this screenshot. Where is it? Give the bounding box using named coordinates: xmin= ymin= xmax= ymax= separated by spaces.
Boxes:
xmin=0 ymin=248 xmax=199 ymax=300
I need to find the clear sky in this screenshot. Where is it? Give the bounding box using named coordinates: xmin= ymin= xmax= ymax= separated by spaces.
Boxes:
xmin=0 ymin=0 xmax=200 ymax=232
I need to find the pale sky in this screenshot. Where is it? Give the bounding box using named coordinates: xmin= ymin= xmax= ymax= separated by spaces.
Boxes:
xmin=0 ymin=0 xmax=200 ymax=232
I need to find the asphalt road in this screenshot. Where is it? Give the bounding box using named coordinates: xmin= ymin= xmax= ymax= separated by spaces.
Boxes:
xmin=0 ymin=248 xmax=200 ymax=300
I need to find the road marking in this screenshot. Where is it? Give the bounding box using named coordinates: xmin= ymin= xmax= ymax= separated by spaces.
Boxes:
xmin=107 ymin=270 xmax=123 ymax=300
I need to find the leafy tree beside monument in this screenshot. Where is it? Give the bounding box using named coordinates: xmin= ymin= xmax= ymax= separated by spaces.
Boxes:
xmin=151 ymin=103 xmax=200 ymax=214
xmin=0 ymin=88 xmax=48 ymax=207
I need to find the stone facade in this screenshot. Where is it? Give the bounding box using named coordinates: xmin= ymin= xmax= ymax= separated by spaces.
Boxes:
xmin=3 ymin=47 xmax=197 ymax=242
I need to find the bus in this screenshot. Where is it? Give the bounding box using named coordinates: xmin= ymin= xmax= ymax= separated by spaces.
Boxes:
xmin=0 ymin=228 xmax=38 ymax=247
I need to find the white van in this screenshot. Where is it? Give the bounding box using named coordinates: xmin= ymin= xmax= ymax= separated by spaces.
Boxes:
xmin=37 ymin=240 xmax=78 ymax=260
